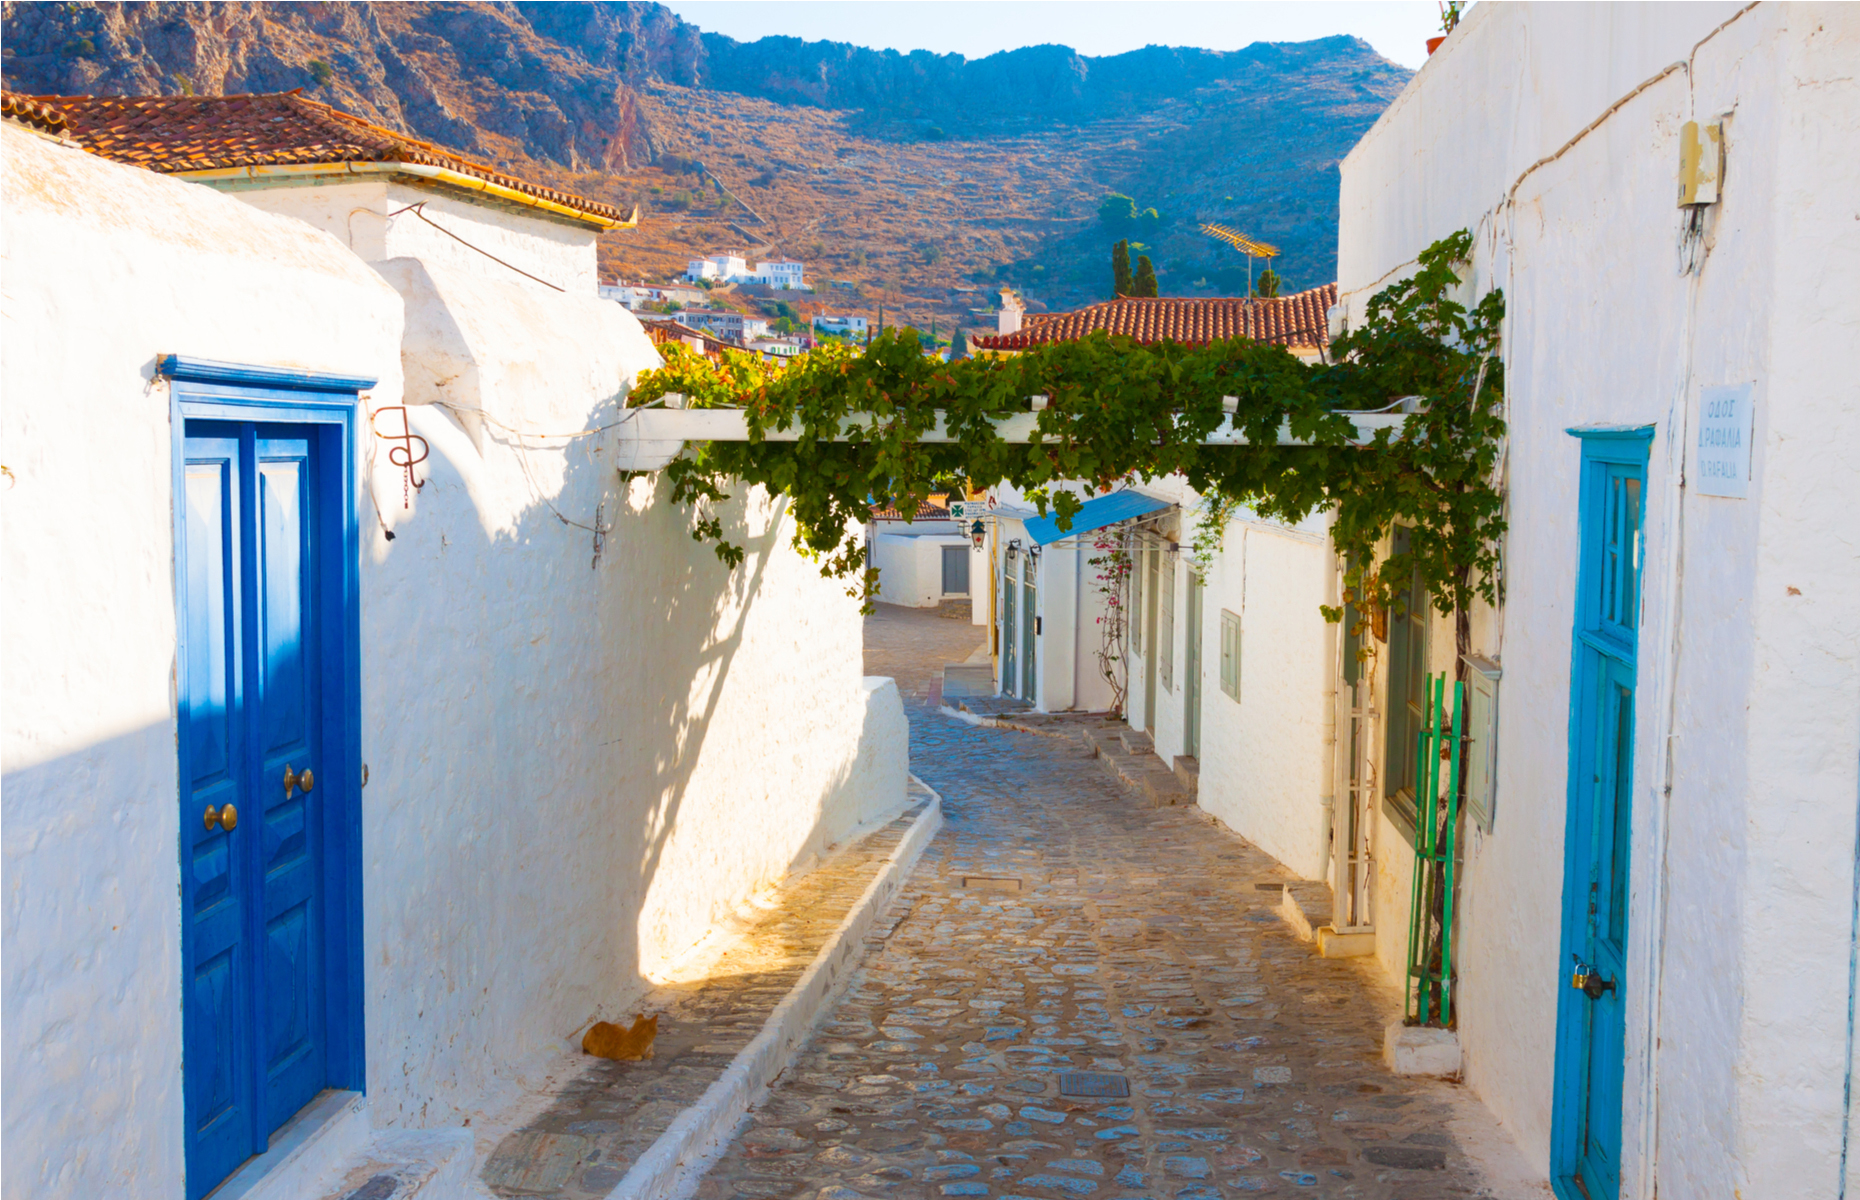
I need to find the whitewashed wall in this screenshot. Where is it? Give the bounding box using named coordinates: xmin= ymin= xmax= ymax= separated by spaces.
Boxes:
xmin=1338 ymin=4 xmax=1860 ymax=1195
xmin=871 ymin=532 xmax=972 ymax=607
xmin=1194 ymin=517 xmax=1335 ymax=881
xmin=1 ymin=128 xmax=905 ymax=1200
xmin=225 ymin=178 xmax=600 ymax=294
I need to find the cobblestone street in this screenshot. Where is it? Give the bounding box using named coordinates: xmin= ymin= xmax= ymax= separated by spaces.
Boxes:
xmin=696 ymin=606 xmax=1525 ymax=1200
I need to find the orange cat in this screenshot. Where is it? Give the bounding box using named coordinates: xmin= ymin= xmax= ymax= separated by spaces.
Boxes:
xmin=581 ymin=1014 xmax=657 ymax=1061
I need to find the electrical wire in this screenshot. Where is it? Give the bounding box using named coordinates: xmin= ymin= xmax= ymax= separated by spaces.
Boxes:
xmin=386 ymin=201 xmax=566 ymax=292
xmin=429 ymin=399 xmax=615 ymax=537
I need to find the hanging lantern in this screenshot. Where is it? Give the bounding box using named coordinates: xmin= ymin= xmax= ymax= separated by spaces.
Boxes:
xmin=970 ymin=519 xmax=986 ymax=550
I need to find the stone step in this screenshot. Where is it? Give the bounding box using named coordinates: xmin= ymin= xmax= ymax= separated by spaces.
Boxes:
xmin=1173 ymin=755 xmax=1199 ymax=794
xmin=1138 ymin=771 xmax=1192 ymax=808
xmin=1118 ymin=729 xmax=1154 ymax=756
xmin=314 ymin=1129 xmax=473 ymax=1200
xmin=1276 ymin=879 xmax=1336 ymax=943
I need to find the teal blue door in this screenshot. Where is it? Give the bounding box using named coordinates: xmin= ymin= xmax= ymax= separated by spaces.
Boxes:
xmin=1552 ymin=429 xmax=1650 ymax=1200
xmin=1002 ymin=553 xmax=1019 ymax=696
xmin=181 ymin=422 xmax=334 ymax=1198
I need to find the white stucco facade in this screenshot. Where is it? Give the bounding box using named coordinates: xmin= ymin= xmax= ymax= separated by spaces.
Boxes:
xmin=224 ymin=177 xmax=601 ymax=295
xmin=870 ymin=532 xmax=975 ymax=608
xmin=1333 ymin=4 xmax=1860 ymax=1196
xmin=2 ymin=126 xmax=906 ymax=1200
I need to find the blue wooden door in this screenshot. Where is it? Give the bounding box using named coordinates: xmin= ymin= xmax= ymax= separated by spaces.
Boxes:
xmin=181 ymin=423 xmax=331 ymax=1198
xmin=1002 ymin=554 xmax=1019 ymax=696
xmin=1019 ymin=554 xmax=1037 ymax=702
xmin=1552 ymin=433 xmax=1649 ymax=1200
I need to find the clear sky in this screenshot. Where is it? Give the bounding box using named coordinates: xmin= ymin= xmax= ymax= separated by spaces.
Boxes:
xmin=658 ymin=1 xmax=1444 ymax=71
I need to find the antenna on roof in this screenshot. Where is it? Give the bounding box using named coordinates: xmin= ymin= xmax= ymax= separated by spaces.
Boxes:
xmin=1198 ymin=223 xmax=1280 ymax=298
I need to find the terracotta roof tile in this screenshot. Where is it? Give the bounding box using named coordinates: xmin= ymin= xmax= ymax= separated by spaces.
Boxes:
xmin=1 ymin=89 xmax=70 ymax=137
xmin=870 ymin=500 xmax=954 ymax=522
xmin=645 ymin=320 xmax=730 ymax=358
xmin=26 ymin=91 xmax=623 ymax=225
xmin=972 ymin=283 xmax=1337 ymax=352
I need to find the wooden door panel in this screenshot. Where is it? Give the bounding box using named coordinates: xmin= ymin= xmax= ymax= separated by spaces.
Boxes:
xmin=253 ymin=438 xmax=327 ymax=1131
xmin=181 ymin=438 xmax=256 ymax=1196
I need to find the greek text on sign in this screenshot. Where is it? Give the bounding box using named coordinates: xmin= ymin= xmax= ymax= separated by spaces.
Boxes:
xmin=1696 ymin=383 xmax=1753 ymax=498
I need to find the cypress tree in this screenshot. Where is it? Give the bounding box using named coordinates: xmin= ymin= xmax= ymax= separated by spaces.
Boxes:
xmin=1112 ymin=240 xmax=1133 ymax=297
xmin=1132 ymin=255 xmax=1159 ymax=297
xmin=1254 ymin=267 xmax=1281 ymax=298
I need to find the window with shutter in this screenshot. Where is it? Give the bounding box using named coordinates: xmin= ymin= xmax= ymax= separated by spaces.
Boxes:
xmin=1159 ymin=555 xmax=1176 ymax=692
xmin=1219 ymin=609 xmax=1241 ymax=700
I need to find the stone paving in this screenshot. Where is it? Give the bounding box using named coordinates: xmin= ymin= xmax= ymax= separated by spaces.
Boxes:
xmin=475 ymin=794 xmax=931 ymax=1199
xmin=695 ymin=606 xmax=1512 ymax=1200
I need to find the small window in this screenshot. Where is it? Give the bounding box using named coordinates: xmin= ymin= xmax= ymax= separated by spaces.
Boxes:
xmin=1219 ymin=609 xmax=1241 ymax=700
xmin=1158 ymin=553 xmax=1176 ymax=692
xmin=941 ymin=544 xmax=970 ymax=595
xmin=1463 ymin=655 xmax=1501 ymax=832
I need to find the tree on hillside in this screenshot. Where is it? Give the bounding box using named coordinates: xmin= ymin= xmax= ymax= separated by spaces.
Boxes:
xmin=1112 ymin=240 xmax=1133 ymax=296
xmin=1253 ymin=268 xmax=1281 ymax=298
xmin=1132 ymin=255 xmax=1159 ymax=297
xmin=1099 ymin=193 xmax=1139 ymax=229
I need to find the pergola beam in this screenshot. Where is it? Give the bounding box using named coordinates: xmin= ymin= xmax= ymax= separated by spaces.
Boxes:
xmin=612 ymin=402 xmax=1408 ymax=472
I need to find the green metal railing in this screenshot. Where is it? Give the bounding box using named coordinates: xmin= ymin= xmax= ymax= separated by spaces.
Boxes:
xmin=1405 ymin=672 xmax=1464 ymax=1026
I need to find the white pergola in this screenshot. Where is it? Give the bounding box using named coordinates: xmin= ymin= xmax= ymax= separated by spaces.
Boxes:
xmin=612 ymin=399 xmax=1410 ymax=471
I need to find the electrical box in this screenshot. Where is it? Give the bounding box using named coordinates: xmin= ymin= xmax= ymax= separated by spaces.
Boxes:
xmin=1678 ymin=120 xmax=1723 ymax=206
xmin=1462 ymin=654 xmax=1502 ymax=832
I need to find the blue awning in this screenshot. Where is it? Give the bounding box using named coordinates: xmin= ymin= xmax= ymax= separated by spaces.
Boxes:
xmin=1022 ymin=490 xmax=1172 ymax=546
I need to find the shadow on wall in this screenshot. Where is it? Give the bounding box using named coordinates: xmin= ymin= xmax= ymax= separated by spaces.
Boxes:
xmin=347 ymin=384 xmax=903 ymax=1126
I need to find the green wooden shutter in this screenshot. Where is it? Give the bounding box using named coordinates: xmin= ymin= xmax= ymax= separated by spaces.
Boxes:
xmin=1219 ymin=609 xmax=1241 ymax=699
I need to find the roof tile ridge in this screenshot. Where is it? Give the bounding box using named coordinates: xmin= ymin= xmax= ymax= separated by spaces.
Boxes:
xmin=283 ymin=92 xmax=410 ymax=160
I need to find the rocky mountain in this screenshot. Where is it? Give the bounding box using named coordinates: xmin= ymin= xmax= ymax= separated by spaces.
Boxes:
xmin=1 ymin=1 xmax=1411 ymax=333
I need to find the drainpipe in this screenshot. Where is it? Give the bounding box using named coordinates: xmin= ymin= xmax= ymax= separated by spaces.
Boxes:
xmin=1319 ymin=535 xmax=1340 ymax=886
xmin=1843 ymin=754 xmax=1860 ymax=1198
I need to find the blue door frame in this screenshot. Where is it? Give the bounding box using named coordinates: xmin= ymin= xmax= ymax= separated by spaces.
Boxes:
xmin=165 ymin=357 xmax=369 ymax=1199
xmin=1551 ymin=426 xmax=1653 ymax=1200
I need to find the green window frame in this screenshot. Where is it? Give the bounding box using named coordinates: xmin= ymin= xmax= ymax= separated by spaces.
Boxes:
xmin=1383 ymin=528 xmax=1428 ymax=842
xmin=1158 ymin=552 xmax=1176 ymax=692
xmin=1219 ymin=609 xmax=1241 ymax=700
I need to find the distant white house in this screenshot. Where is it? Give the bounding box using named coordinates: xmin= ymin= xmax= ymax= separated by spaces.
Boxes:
xmin=815 ymin=313 xmax=868 ymax=337
xmin=685 ymin=254 xmax=810 ymax=291
xmin=685 ymin=253 xmax=749 ymax=283
xmin=756 ymin=259 xmax=807 ymax=290
xmin=599 ymin=281 xmax=708 ymax=310
xmin=747 ymin=336 xmax=803 ymax=360
xmin=680 ymin=309 xmax=770 ymax=343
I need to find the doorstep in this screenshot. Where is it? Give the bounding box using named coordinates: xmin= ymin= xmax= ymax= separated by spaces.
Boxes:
xmin=208 ymin=1089 xmax=369 ymax=1200
xmin=1316 ymin=925 xmax=1377 ymax=958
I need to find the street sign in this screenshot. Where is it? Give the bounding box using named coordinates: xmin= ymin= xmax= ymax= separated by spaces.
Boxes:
xmin=1696 ymin=383 xmax=1753 ymax=498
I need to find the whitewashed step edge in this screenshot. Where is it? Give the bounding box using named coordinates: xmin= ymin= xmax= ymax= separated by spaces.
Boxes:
xmin=601 ymin=777 xmax=945 ymax=1200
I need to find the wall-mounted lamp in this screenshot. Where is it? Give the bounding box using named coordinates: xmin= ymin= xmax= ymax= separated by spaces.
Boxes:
xmin=971 ymin=519 xmax=986 ymax=550
xmin=1027 ymin=544 xmax=1042 ymax=561
xmin=1006 ymin=538 xmax=1023 ymax=561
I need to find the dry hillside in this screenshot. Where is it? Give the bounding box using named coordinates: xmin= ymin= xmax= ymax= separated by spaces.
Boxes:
xmin=2 ymin=1 xmax=1411 ymax=338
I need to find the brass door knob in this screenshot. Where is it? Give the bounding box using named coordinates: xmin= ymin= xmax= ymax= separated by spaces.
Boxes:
xmin=283 ymin=765 xmax=314 ymax=797
xmin=203 ymin=803 xmax=237 ymax=831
